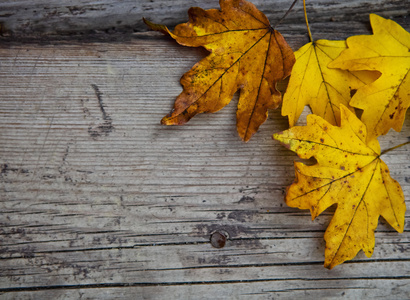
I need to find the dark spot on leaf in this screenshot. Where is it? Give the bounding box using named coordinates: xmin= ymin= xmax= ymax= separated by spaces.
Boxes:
xmin=350 ymin=89 xmax=357 ymax=97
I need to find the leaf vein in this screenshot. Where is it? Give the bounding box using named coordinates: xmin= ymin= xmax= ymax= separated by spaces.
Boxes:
xmin=166 ymin=30 xmax=270 ymax=122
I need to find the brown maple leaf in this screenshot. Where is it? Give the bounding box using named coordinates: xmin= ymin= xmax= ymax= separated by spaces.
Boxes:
xmin=144 ymin=0 xmax=295 ymax=141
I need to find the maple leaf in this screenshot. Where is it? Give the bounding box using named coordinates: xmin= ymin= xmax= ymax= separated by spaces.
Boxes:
xmin=144 ymin=0 xmax=295 ymax=141
xmin=282 ymin=40 xmax=378 ymax=127
xmin=329 ymin=14 xmax=410 ymax=141
xmin=273 ymin=105 xmax=406 ymax=269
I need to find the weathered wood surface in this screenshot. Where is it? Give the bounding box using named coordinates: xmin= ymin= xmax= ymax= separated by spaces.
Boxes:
xmin=0 ymin=0 xmax=409 ymax=38
xmin=0 ymin=0 xmax=410 ymax=299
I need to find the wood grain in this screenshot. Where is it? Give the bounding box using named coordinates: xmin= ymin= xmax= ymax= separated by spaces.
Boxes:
xmin=0 ymin=0 xmax=408 ymax=38
xmin=0 ymin=0 xmax=410 ymax=299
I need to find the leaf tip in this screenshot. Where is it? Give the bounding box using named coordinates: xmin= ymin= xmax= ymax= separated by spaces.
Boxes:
xmin=143 ymin=18 xmax=170 ymax=35
xmin=161 ymin=113 xmax=173 ymax=125
xmin=272 ymin=132 xmax=282 ymax=140
xmin=273 ymin=132 xmax=291 ymax=149
xmin=242 ymin=135 xmax=251 ymax=143
xmin=161 ymin=116 xmax=173 ymax=125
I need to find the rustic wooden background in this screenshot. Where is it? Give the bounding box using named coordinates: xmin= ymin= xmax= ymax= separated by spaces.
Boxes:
xmin=0 ymin=0 xmax=409 ymax=299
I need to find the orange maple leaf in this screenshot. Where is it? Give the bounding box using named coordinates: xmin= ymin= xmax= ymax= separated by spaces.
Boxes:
xmin=273 ymin=105 xmax=406 ymax=269
xmin=144 ymin=0 xmax=295 ymax=141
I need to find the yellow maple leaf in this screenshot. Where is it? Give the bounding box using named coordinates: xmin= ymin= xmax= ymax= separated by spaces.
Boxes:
xmin=273 ymin=105 xmax=406 ymax=269
xmin=281 ymin=39 xmax=379 ymax=127
xmin=144 ymin=0 xmax=295 ymax=141
xmin=330 ymin=14 xmax=410 ymax=141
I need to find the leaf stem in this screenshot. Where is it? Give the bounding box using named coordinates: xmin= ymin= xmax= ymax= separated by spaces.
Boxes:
xmin=274 ymin=0 xmax=299 ymax=28
xmin=380 ymin=140 xmax=410 ymax=156
xmin=303 ymin=0 xmax=313 ymax=42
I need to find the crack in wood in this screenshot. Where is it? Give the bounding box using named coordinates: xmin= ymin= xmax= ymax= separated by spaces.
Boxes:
xmin=1 ymin=275 xmax=410 ymax=293
xmin=86 ymin=84 xmax=115 ymax=138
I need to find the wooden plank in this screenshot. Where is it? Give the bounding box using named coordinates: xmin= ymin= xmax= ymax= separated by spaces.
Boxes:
xmin=0 ymin=0 xmax=408 ymax=37
xmin=0 ymin=0 xmax=410 ymax=298
xmin=2 ymin=278 xmax=410 ymax=300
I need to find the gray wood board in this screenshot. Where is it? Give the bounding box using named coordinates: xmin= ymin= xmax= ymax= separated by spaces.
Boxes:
xmin=0 ymin=0 xmax=409 ymax=37
xmin=1 ymin=0 xmax=410 ymax=299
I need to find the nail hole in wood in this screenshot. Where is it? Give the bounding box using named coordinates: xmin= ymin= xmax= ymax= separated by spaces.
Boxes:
xmin=210 ymin=231 xmax=227 ymax=248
